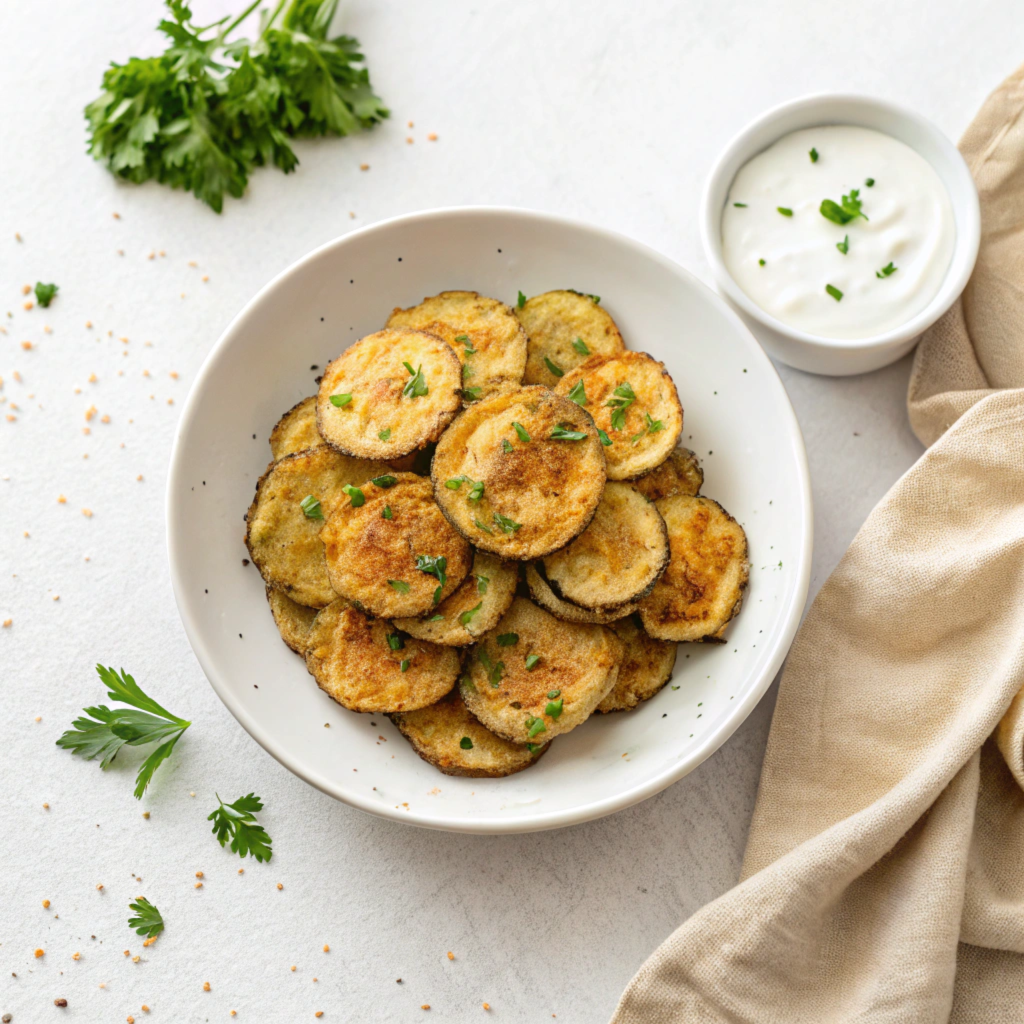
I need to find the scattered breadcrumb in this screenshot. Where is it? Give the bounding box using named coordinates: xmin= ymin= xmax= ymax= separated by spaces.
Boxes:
xmin=24 ymin=301 xmax=33 ymax=310
xmin=407 ymin=120 xmax=414 ymax=128
xmin=360 ymin=163 xmax=369 ymax=171
xmin=35 ymin=948 xmax=44 ymax=957
xmin=277 ymin=883 xmax=283 ymax=890
xmin=194 ymin=882 xmax=203 ymax=889
xmin=86 ymin=321 xmax=92 ymax=328
xmin=89 ymin=373 xmax=98 ymax=383
xmin=142 ymin=1005 xmax=150 ymax=1012
xmin=82 ymin=509 xmax=93 ymax=518
xmin=482 ymin=1003 xmax=491 ymax=1011
xmin=142 ymin=811 xmax=150 ymax=819
xmin=142 ymin=936 xmax=157 ymax=947
xmin=72 ymin=952 xmax=80 ymax=961
xmin=113 ymin=212 xmax=120 ymax=219
xmin=21 ymin=340 xmax=32 ymax=349
xmin=291 ymin=966 xmax=296 ymax=972
xmin=322 ymin=945 xmax=329 ymax=953
xmin=96 ymin=884 xmax=104 ymax=891
xmin=3 ymin=619 xmax=11 ymax=628
xmin=196 ymin=871 xmax=204 ymax=878
xmin=44 ymin=325 xmax=52 ymax=334
xmin=21 ymin=284 xmax=30 ymax=295
xmin=315 ymin=1013 xmax=323 ymax=1019
xmin=202 ymin=275 xmax=209 ymax=282
xmin=447 ymin=952 xmax=454 ymax=961
xmin=43 ymin=899 xmax=50 ymax=908
xmin=428 ymin=133 xmax=438 ymax=141
xmin=203 ymin=982 xmax=211 ymax=991
xmin=406 ymin=137 xmax=414 ymax=144
xmin=85 ymin=406 xmax=97 ymax=422
xmin=421 ymin=1006 xmax=430 ymax=1011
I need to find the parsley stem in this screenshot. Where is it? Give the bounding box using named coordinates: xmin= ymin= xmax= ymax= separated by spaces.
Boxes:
xmin=219 ymin=0 xmax=265 ymax=42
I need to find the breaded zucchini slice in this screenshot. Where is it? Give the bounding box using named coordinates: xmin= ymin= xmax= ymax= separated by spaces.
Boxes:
xmin=306 ymin=600 xmax=458 ymax=713
xmin=524 ymin=563 xmax=639 ymax=624
xmin=460 ymin=597 xmax=624 ymax=743
xmin=269 ymin=396 xmax=322 ymax=461
xmin=540 ymin=482 xmax=669 ymax=611
xmin=245 ymin=446 xmax=393 ymax=608
xmin=387 ymin=290 xmax=527 ymax=402
xmin=431 ymin=385 xmax=606 ymax=560
xmin=320 ymin=472 xmax=472 ymax=619
xmin=554 ymin=351 xmax=683 ymax=480
xmin=266 ymin=586 xmax=318 ymax=655
xmin=639 ymin=495 xmax=749 ymax=642
xmin=517 ymin=290 xmax=626 ymax=387
xmin=316 ymin=327 xmax=462 ymax=459
xmin=632 ymin=446 xmax=703 ymax=502
xmin=394 ymin=550 xmax=517 ymax=646
xmin=597 ymin=615 xmax=677 ymax=712
xmin=390 ymin=689 xmax=548 ymax=777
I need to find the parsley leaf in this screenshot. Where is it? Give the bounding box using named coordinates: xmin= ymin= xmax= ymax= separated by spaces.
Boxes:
xmin=84 ymin=0 xmax=388 ymax=213
xmin=459 ymin=736 xmax=473 ymax=750
xmin=329 ymin=393 xmax=352 ymax=407
xmin=56 ymin=665 xmax=191 ymax=799
xmin=876 ymin=262 xmax=898 ymax=278
xmin=371 ymin=475 xmax=397 ymax=488
xmin=825 ymin=284 xmax=843 ymax=302
xmin=462 ymin=386 xmax=482 ymax=401
xmin=459 ymin=602 xmax=483 ymax=627
xmin=388 ymin=579 xmax=410 ymax=593
xmin=474 ymin=518 xmax=493 ymax=535
xmin=415 ymin=554 xmax=447 ymax=603
xmin=496 ymin=632 xmax=519 ymax=646
xmin=207 ymin=792 xmax=273 ymax=862
xmin=478 ymin=648 xmax=505 ymax=687
xmin=300 ymin=494 xmax=323 ymax=519
xmin=342 ymin=483 xmax=364 ymax=507
xmin=492 ymin=511 xmax=521 ymax=535
xmin=550 ymin=425 xmax=587 ymax=441
xmin=525 ymin=716 xmax=547 ymax=738
xmin=836 ymin=234 xmax=849 ymax=255
xmin=475 ymin=574 xmax=489 ymax=594
xmin=543 ymin=356 xmax=564 ymax=378
xmin=644 ymin=412 xmax=664 ymax=434
xmin=572 ymin=337 xmax=590 ymax=355
xmin=402 ymin=362 xmax=428 ymax=398
xmin=597 ymin=428 xmax=612 ymax=446
xmin=733 ymin=202 xmax=747 ymax=207
xmin=777 ymin=206 xmax=793 ymax=217
xmin=524 ymin=654 xmax=540 ymax=671
xmin=512 ymin=421 xmax=531 ymax=442
xmin=128 ymin=897 xmax=164 ymax=938
xmin=501 ymin=438 xmax=514 ymax=453
xmin=517 ymin=290 xmax=527 ymax=308
xmin=382 ymin=505 xmax=392 ymax=519
xmin=865 ymin=177 xmax=875 ymax=187
xmin=820 ymin=189 xmax=869 ymax=225
xmin=34 ymin=282 xmax=59 ymax=308
xmin=545 ymin=698 xmax=564 ymax=719
xmin=566 ymin=379 xmax=587 ymax=406
xmin=378 ymin=428 xmax=391 ymax=441
xmin=605 ymin=381 xmax=636 ymax=431
xmin=386 ymin=632 xmax=405 ymax=651
xmin=809 ymin=147 xmax=819 ymax=163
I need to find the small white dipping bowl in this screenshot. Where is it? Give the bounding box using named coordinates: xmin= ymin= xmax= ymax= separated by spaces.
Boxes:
xmin=701 ymin=94 xmax=980 ymax=376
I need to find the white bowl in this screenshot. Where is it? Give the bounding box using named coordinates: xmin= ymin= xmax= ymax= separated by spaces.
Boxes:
xmin=701 ymin=94 xmax=980 ymax=376
xmin=167 ymin=207 xmax=812 ymax=833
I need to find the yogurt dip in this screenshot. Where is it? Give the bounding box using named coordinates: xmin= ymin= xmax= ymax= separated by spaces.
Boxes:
xmin=721 ymin=125 xmax=955 ymax=340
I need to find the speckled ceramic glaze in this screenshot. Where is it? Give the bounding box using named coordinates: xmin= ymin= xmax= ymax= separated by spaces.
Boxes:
xmin=167 ymin=207 xmax=813 ymax=834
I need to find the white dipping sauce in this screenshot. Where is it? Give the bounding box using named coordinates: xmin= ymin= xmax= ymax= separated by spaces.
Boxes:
xmin=721 ymin=126 xmax=955 ymax=340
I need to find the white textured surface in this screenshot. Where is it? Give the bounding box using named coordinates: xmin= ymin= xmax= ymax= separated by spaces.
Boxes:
xmin=0 ymin=0 xmax=1014 ymax=1020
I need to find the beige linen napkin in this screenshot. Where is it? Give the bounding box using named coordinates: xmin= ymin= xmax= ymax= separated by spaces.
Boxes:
xmin=612 ymin=64 xmax=1024 ymax=1024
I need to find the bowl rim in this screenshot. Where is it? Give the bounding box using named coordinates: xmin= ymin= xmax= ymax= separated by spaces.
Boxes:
xmin=699 ymin=92 xmax=981 ymax=352
xmin=166 ymin=205 xmax=814 ymax=833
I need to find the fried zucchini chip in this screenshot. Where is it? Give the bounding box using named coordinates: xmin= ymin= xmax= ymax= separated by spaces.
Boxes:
xmin=460 ymin=597 xmax=624 ymax=743
xmin=639 ymin=495 xmax=749 ymax=642
xmin=555 ymin=351 xmax=683 ymax=480
xmin=597 ymin=615 xmax=677 ymax=712
xmin=269 ymin=396 xmax=322 ymax=461
xmin=316 ymin=327 xmax=462 ymax=459
xmin=431 ymin=385 xmax=606 ymax=560
xmin=524 ymin=563 xmax=639 ymax=624
xmin=390 ymin=689 xmax=548 ymax=777
xmin=306 ymin=600 xmax=459 ymax=713
xmin=266 ymin=586 xmax=318 ymax=655
xmin=632 ymin=446 xmax=703 ymax=502
xmin=245 ymin=446 xmax=393 ymax=608
xmin=320 ymin=472 xmax=473 ymax=619
xmin=517 ymin=290 xmax=626 ymax=387
xmin=540 ymin=482 xmax=669 ymax=611
xmin=394 ymin=550 xmax=517 ymax=646
xmin=387 ymin=290 xmax=527 ymax=402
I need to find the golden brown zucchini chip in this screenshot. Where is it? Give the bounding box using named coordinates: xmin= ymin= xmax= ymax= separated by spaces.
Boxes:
xmin=632 ymin=447 xmax=703 ymax=502
xmin=524 ymin=563 xmax=638 ymax=624
xmin=306 ymin=600 xmax=458 ymax=713
xmin=639 ymin=495 xmax=749 ymax=642
xmin=460 ymin=597 xmax=624 ymax=743
xmin=540 ymin=482 xmax=669 ymax=611
xmin=390 ymin=689 xmax=548 ymax=777
xmin=431 ymin=385 xmax=606 ymax=560
xmin=597 ymin=616 xmax=677 ymax=712
xmin=316 ymin=327 xmax=462 ymax=460
xmin=554 ymin=351 xmax=683 ymax=480
xmin=270 ymin=396 xmax=322 ymax=461
xmin=394 ymin=551 xmax=517 ymax=646
xmin=517 ymin=290 xmax=626 ymax=387
xmin=320 ymin=472 xmax=472 ymax=619
xmin=266 ymin=586 xmax=318 ymax=655
xmin=386 ymin=290 xmax=527 ymax=402
xmin=245 ymin=446 xmax=393 ymax=608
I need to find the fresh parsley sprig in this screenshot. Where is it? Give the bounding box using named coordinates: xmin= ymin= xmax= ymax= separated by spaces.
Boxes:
xmin=34 ymin=282 xmax=59 ymax=308
xmin=605 ymin=381 xmax=636 ymax=431
xmin=820 ymin=189 xmax=868 ymax=226
xmin=415 ymin=554 xmax=448 ymax=604
xmin=56 ymin=665 xmax=191 ymax=799
xmin=128 ymin=897 xmax=165 ymax=938
xmin=402 ymin=362 xmax=428 ymax=399
xmin=208 ymin=793 xmax=273 ymax=862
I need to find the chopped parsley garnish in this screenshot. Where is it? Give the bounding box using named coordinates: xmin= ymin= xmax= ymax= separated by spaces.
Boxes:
xmin=34 ymin=282 xmax=59 ymax=307
xmin=474 ymin=518 xmax=493 ymax=534
xmin=386 ymin=632 xmax=405 ymax=651
xmin=401 ymin=362 xmax=428 ymax=399
xmin=544 ymin=698 xmax=563 ymax=719
xmin=399 ymin=659 xmax=410 ymax=672
xmin=733 ymin=202 xmax=747 ymax=208
xmin=777 ymin=206 xmax=793 ymax=217
xmin=208 ymin=793 xmax=273 ymax=862
xmin=56 ymin=664 xmax=191 ymax=799
xmin=517 ymin=290 xmax=526 ymax=309
xmin=820 ymin=189 xmax=868 ymax=225
xmin=544 ymin=356 xmax=565 ymax=378
xmin=446 ymin=475 xmax=482 ymax=502
xmin=378 ymin=428 xmax=391 ymax=441
xmin=388 ymin=579 xmax=410 ymax=593
xmin=478 ymin=648 xmax=504 ymax=687
xmin=525 ymin=716 xmax=547 ymax=738
xmin=475 ymin=574 xmax=489 ymax=594
xmin=572 ymin=337 xmax=590 ymax=355
xmin=300 ymin=494 xmax=323 ymax=519
xmin=525 ymin=654 xmax=541 ymax=671
xmin=865 ymin=177 xmax=875 ymax=187
xmin=371 ymin=475 xmax=397 ymax=488
xmin=459 ymin=736 xmax=473 ymax=750
xmin=526 ymin=742 xmax=543 ymax=753
xmin=459 ymin=602 xmax=483 ymax=627
xmin=758 ymin=258 xmax=766 ymax=266
xmin=876 ymin=262 xmax=898 ymax=278
xmin=462 ymin=364 xmax=475 ymax=379
xmin=454 ymin=334 xmax=469 ymax=342
xmin=382 ymin=505 xmax=392 ymax=519
xmin=329 ymin=393 xmax=352 ymax=407
xmin=587 ymin=294 xmax=601 ymax=305
xmin=455 ymin=333 xmax=475 ymax=354
xmin=809 ymin=147 xmax=819 ymax=163
xmin=501 ymin=439 xmax=514 ymax=453
xmin=547 ymin=689 xmax=561 ymax=699
xmin=467 ymin=480 xmax=484 ymax=502
xmin=597 ymin=428 xmax=612 ymax=446
xmin=644 ymin=412 xmax=664 ymax=434
xmin=836 ymin=234 xmax=849 ymax=255
xmin=496 ymin=633 xmax=519 ymax=646
xmin=415 ymin=554 xmax=447 ymax=604
xmin=492 ymin=511 xmax=522 ymax=534
xmin=825 ymin=284 xmax=843 ymax=302
xmin=342 ymin=484 xmax=364 ymax=507
xmin=512 ymin=421 xmax=530 ymax=442
xmin=427 ymin=614 xmax=444 ymax=621
xmin=605 ymin=381 xmax=636 ymax=431
xmin=566 ymin=379 xmax=588 ymax=406
xmin=445 ymin=476 xmax=466 ymax=489
xmin=128 ymin=897 xmax=164 ymax=938
xmin=550 ymin=425 xmax=587 ymax=441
